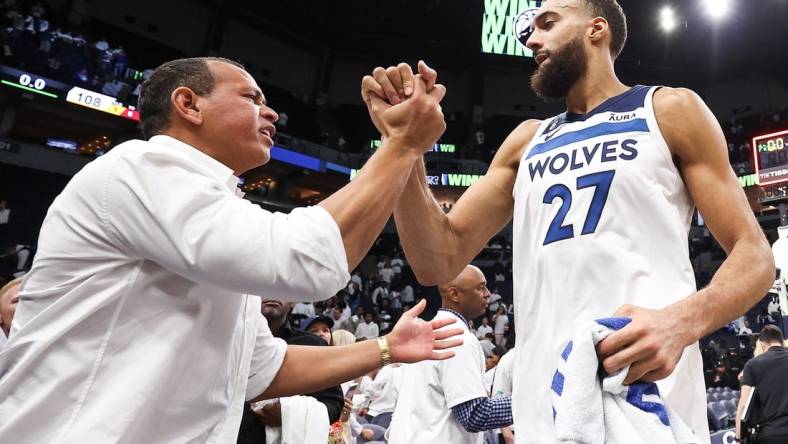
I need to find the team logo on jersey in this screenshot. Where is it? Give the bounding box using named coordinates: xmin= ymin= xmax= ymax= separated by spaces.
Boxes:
xmin=542 ymin=116 xmax=567 ymax=142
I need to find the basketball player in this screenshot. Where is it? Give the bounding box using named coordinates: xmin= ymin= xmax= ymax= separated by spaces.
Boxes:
xmin=362 ymin=1 xmax=774 ymax=442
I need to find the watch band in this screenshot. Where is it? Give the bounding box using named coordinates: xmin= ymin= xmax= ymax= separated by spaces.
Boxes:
xmin=377 ymin=336 xmax=391 ymax=366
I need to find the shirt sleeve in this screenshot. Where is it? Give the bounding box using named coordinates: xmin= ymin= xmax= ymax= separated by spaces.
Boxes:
xmin=451 ymin=396 xmax=513 ymax=433
xmin=439 ymin=331 xmax=488 ymax=408
xmin=740 ymin=360 xmax=757 ymax=387
xmin=102 ymin=150 xmax=350 ymax=301
xmin=245 ymin=313 xmax=288 ymax=400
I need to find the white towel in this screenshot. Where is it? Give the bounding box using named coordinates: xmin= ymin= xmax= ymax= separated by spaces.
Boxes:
xmin=551 ymin=317 xmax=699 ymax=444
xmin=264 ymin=395 xmax=330 ymax=444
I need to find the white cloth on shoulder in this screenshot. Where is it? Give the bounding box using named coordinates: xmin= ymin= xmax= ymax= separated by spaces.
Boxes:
xmin=264 ymin=395 xmax=329 ymax=444
xmin=551 ymin=317 xmax=699 ymax=444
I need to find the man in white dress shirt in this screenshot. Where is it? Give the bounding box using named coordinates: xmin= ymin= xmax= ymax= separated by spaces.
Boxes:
xmin=0 ymin=57 xmax=461 ymax=443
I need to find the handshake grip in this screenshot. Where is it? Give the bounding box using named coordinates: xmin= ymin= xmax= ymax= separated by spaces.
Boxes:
xmin=361 ymin=61 xmax=447 ymax=155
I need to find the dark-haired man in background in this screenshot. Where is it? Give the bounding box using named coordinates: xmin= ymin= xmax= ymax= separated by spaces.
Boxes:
xmin=0 ymin=56 xmax=463 ymax=443
xmin=364 ymin=0 xmax=774 ymax=441
xmin=736 ymin=325 xmax=788 ymax=444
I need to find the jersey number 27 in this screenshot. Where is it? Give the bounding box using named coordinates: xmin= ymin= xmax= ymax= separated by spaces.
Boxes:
xmin=542 ymin=170 xmax=615 ymax=245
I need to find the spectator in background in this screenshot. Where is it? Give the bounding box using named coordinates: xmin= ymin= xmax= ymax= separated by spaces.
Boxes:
xmin=390 ymin=254 xmax=404 ymax=280
xmin=485 ymin=346 xmax=505 ymax=373
xmin=400 ymin=283 xmax=415 ymax=306
xmin=768 ymin=296 xmax=782 ymax=320
xmin=371 ymin=281 xmax=388 ymax=306
xmin=737 ymin=325 xmax=788 ymax=444
xmin=350 ymin=270 xmax=363 ymax=290
xmin=345 ymin=305 xmax=365 ymax=334
xmin=389 ymin=265 xmax=512 ymax=443
xmin=488 ymin=289 xmax=503 ymax=314
xmin=739 ymin=320 xmax=753 ymax=336
xmin=493 ymin=306 xmax=508 ymax=348
xmin=709 ymin=361 xmax=737 ymax=389
xmin=0 ymin=274 xmax=23 ymax=349
xmin=378 ymin=262 xmax=395 ymax=285
xmin=476 ymin=316 xmax=493 ymax=340
xmin=302 ymin=315 xmax=334 ymax=345
xmin=291 ymin=300 xmax=315 ymax=318
xmin=359 ymin=363 xmax=402 ymax=429
xmin=238 ymin=298 xmax=344 ymax=444
xmin=479 ymin=332 xmax=496 ymax=358
xmin=355 ymin=311 xmax=379 ymax=340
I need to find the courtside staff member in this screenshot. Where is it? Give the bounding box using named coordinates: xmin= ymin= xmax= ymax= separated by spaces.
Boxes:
xmin=736 ymin=325 xmax=788 ymax=444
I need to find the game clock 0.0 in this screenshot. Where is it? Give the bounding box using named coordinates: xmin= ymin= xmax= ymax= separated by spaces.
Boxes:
xmin=753 ymin=129 xmax=788 ymax=186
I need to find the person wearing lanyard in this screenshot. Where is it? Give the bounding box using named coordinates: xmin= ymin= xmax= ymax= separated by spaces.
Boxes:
xmin=389 ymin=265 xmax=513 ymax=444
xmin=0 ymin=57 xmax=462 ymax=443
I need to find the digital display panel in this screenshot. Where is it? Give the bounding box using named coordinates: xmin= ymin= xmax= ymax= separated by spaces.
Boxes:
xmin=66 ymin=87 xmax=140 ymax=122
xmin=753 ymin=129 xmax=788 ymax=186
xmin=0 ymin=64 xmax=140 ymax=122
xmin=370 ymin=139 xmax=456 ymax=154
xmin=350 ymin=170 xmax=482 ymax=187
xmin=481 ymin=0 xmax=541 ymax=57
xmin=0 ymin=65 xmax=69 ymax=99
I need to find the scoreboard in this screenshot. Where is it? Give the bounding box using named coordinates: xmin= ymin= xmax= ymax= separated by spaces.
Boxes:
xmin=0 ymin=64 xmax=140 ymax=122
xmin=753 ymin=129 xmax=788 ymax=186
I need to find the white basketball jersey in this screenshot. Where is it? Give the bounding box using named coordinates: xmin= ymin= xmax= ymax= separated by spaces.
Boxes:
xmin=511 ymin=86 xmax=710 ymax=443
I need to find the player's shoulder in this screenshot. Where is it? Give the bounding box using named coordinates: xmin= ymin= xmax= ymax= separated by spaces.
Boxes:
xmin=653 ymin=87 xmax=707 ymax=118
xmin=492 ymin=119 xmax=543 ymax=169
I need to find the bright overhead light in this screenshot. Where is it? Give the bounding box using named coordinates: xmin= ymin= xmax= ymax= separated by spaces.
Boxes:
xmin=659 ymin=6 xmax=677 ymax=32
xmin=702 ymin=0 xmax=730 ymax=20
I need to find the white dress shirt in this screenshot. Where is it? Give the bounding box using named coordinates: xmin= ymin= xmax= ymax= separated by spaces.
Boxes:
xmin=0 ymin=136 xmax=350 ymax=443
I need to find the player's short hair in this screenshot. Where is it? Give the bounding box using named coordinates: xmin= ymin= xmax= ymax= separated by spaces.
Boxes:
xmin=758 ymin=325 xmax=785 ymax=345
xmin=584 ymin=0 xmax=627 ymax=59
xmin=139 ymin=57 xmax=244 ymax=140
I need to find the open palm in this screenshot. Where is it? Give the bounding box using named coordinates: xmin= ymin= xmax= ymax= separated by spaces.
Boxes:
xmin=387 ymin=299 xmax=464 ymax=363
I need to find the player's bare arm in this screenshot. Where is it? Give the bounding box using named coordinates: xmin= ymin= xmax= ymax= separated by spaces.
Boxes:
xmin=362 ymin=62 xmax=541 ymax=285
xmin=393 ymin=119 xmax=541 ymax=286
xmin=598 ymin=87 xmax=775 ymax=384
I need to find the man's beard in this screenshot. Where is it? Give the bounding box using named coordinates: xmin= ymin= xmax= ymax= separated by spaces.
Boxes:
xmin=530 ymin=35 xmax=587 ymax=100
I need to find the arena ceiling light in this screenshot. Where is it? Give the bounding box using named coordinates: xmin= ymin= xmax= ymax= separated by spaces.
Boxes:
xmin=701 ymin=0 xmax=731 ymax=20
xmin=659 ymin=6 xmax=677 ymax=32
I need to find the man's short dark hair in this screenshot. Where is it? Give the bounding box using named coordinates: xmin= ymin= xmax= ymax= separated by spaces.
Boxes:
xmin=491 ymin=346 xmax=507 ymax=358
xmin=585 ymin=0 xmax=627 ymax=59
xmin=759 ymin=325 xmax=785 ymax=345
xmin=138 ymin=57 xmax=244 ymax=140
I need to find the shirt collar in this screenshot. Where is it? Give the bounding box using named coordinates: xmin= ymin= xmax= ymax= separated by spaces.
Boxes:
xmin=148 ymin=135 xmax=242 ymax=194
xmin=438 ymin=308 xmax=469 ymax=329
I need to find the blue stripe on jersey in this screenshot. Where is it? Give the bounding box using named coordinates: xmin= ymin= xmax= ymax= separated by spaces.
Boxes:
xmin=525 ymin=118 xmax=649 ymax=160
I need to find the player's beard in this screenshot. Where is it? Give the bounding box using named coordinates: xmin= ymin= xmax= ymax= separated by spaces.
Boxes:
xmin=530 ymin=35 xmax=588 ymax=100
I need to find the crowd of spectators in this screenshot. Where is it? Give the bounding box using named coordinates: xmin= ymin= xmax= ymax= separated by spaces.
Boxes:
xmin=0 ymin=0 xmax=151 ymax=104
